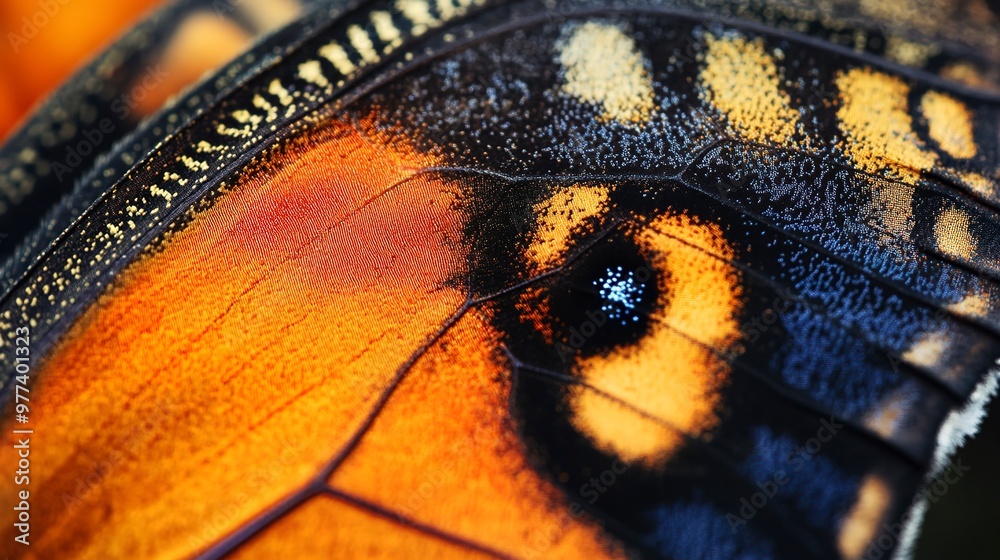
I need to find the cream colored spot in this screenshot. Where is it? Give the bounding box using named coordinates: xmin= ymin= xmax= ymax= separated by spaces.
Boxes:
xmin=839 ymin=475 xmax=891 ymax=559
xmin=253 ymin=94 xmax=278 ymax=122
xmin=347 ymin=25 xmax=378 ymax=63
xmin=527 ymin=185 xmax=610 ymax=270
xmin=864 ymin=389 xmax=909 ymax=439
xmin=700 ymin=34 xmax=799 ymax=145
xmin=370 ymin=11 xmax=401 ymax=46
xmin=436 ymin=0 xmax=457 ymax=20
xmin=319 ymin=42 xmax=357 ymax=75
xmin=920 ymin=91 xmax=977 ymax=159
xmin=396 ymin=0 xmax=436 ymax=35
xmin=902 ymin=331 xmax=947 ymax=368
xmin=569 ymin=213 xmax=742 ymax=467
xmin=298 ymin=61 xmax=330 ymax=87
xmin=949 ymin=293 xmax=990 ymax=318
xmin=268 ymin=79 xmax=294 ymax=105
xmin=934 ymin=205 xmax=977 ymax=261
xmin=558 ymin=22 xmax=655 ymax=125
xmin=179 ymin=156 xmax=208 ymax=172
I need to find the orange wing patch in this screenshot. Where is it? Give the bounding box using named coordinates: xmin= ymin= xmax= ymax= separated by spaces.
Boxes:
xmin=231 ymin=495 xmax=494 ymax=559
xmin=0 ymin=117 xmax=468 ymax=558
xmin=328 ymin=311 xmax=626 ymax=559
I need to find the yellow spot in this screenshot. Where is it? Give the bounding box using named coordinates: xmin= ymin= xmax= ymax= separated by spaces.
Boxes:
xmin=949 ymin=293 xmax=990 ymax=318
xmin=884 ymin=35 xmax=940 ymax=67
xmin=920 ymin=91 xmax=977 ymax=159
xmin=836 ymin=68 xmax=936 ymax=183
xmin=959 ymin=172 xmax=997 ymax=200
xmin=347 ymin=25 xmax=378 ymax=63
xmin=527 ymin=185 xmax=610 ymax=270
xmin=253 ymin=94 xmax=278 ymax=122
xmin=569 ymin=213 xmax=742 ymax=467
xmin=839 ymin=476 xmax=891 ymax=559
xmin=939 ymin=62 xmax=997 ymax=91
xmin=319 ymin=42 xmax=357 ymax=75
xmin=558 ymin=22 xmax=655 ymax=125
xmin=298 ymin=60 xmax=330 ymax=87
xmin=934 ymin=205 xmax=977 ymax=261
xmin=902 ymin=331 xmax=947 ymax=368
xmin=836 ymin=69 xmax=941 ymax=240
xmin=700 ymin=34 xmax=799 ymax=144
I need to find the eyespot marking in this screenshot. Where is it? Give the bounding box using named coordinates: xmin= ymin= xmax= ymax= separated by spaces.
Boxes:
xmin=557 ymin=22 xmax=655 ymax=126
xmin=568 ymin=213 xmax=742 ymax=467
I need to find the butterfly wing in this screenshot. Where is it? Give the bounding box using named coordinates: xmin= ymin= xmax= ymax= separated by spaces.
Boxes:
xmin=1 ymin=1 xmax=998 ymax=559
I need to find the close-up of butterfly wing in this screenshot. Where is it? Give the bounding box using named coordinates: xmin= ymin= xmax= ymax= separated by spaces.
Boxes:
xmin=1 ymin=0 xmax=998 ymax=559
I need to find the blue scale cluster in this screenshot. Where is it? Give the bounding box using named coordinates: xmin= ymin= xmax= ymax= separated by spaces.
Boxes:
xmin=647 ymin=501 xmax=775 ymax=560
xmin=739 ymin=426 xmax=859 ymax=530
xmin=593 ymin=266 xmax=645 ymax=326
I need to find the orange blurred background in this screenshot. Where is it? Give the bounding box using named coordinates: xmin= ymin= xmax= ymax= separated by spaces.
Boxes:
xmin=0 ymin=0 xmax=166 ymax=141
